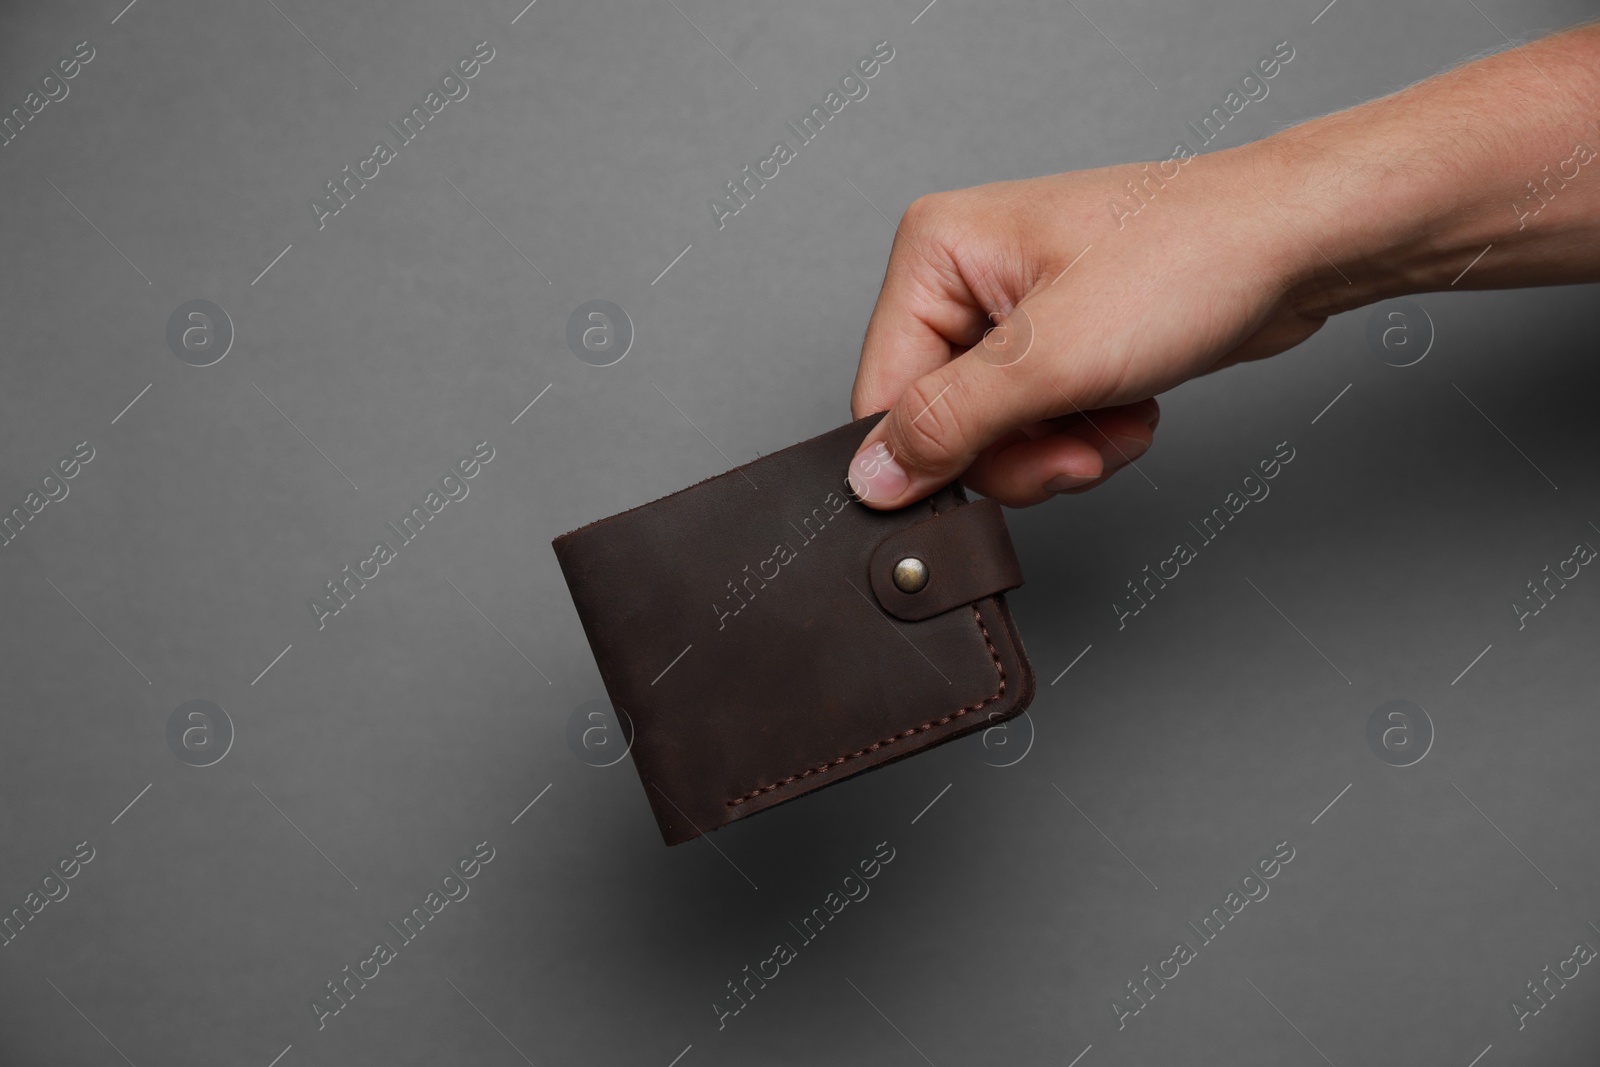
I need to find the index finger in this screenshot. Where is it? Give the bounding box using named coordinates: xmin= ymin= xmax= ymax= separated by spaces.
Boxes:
xmin=851 ymin=227 xmax=990 ymax=418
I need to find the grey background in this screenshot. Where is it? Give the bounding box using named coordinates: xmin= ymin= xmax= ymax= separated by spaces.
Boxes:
xmin=2 ymin=0 xmax=1598 ymax=1064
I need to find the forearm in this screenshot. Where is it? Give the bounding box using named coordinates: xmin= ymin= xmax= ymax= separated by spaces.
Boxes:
xmin=1243 ymin=22 xmax=1600 ymax=316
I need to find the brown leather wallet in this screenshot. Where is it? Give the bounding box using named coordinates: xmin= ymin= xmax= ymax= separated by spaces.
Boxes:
xmin=552 ymin=414 xmax=1034 ymax=845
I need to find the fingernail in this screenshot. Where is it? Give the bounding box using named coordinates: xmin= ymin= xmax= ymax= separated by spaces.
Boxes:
xmin=848 ymin=442 xmax=909 ymax=503
xmin=1044 ymin=472 xmax=1097 ymax=493
xmin=1107 ymin=435 xmax=1150 ymax=465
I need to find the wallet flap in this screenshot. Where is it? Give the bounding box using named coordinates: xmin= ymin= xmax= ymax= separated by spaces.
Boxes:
xmin=868 ymin=497 xmax=1024 ymax=621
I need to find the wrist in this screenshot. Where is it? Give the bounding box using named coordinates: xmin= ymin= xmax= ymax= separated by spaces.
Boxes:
xmin=1235 ymin=24 xmax=1600 ymax=315
xmin=1228 ymin=121 xmax=1457 ymax=317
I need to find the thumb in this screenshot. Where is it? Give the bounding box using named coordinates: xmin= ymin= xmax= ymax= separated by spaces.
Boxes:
xmin=847 ymin=305 xmax=1056 ymax=509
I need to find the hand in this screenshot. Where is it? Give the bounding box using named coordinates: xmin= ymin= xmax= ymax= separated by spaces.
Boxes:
xmin=846 ymin=23 xmax=1600 ymax=511
xmin=847 ymin=145 xmax=1324 ymax=509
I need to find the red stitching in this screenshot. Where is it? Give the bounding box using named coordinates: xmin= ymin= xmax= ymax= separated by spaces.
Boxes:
xmin=725 ymin=602 xmax=1007 ymax=808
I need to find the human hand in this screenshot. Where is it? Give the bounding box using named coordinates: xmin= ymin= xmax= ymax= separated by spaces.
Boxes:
xmin=847 ymin=145 xmax=1328 ymax=509
xmin=849 ymin=21 xmax=1600 ymax=511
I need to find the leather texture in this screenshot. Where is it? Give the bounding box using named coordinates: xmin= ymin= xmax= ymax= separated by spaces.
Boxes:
xmin=868 ymin=497 xmax=1024 ymax=622
xmin=552 ymin=414 xmax=1035 ymax=846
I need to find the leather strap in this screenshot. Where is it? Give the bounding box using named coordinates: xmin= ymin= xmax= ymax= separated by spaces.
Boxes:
xmin=868 ymin=497 xmax=1023 ymax=621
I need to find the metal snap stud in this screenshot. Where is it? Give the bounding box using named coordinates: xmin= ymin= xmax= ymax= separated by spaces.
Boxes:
xmin=892 ymin=556 xmax=929 ymax=594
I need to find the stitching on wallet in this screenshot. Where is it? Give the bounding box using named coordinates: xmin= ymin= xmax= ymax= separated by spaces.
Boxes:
xmin=725 ymin=602 xmax=1007 ymax=809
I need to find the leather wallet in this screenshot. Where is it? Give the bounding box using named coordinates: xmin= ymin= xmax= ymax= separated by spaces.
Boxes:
xmin=552 ymin=414 xmax=1035 ymax=845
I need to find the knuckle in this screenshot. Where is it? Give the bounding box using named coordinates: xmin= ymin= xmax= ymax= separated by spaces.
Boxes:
xmin=888 ymin=376 xmax=971 ymax=474
xmin=900 ymin=192 xmax=949 ymax=234
xmin=900 ymin=194 xmax=934 ymax=230
xmin=1053 ymin=349 xmax=1130 ymax=413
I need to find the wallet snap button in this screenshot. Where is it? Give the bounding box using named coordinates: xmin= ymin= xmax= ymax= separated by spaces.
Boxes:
xmin=892 ymin=556 xmax=929 ymax=594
